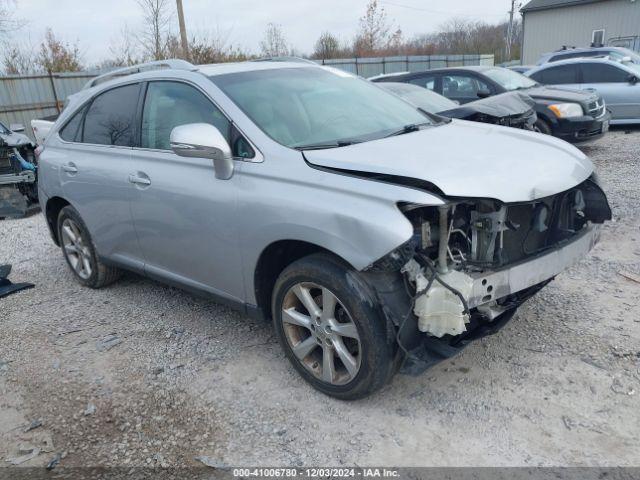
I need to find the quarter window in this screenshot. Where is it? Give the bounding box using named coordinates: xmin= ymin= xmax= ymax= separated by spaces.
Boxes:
xmin=83 ymin=84 xmax=139 ymax=146
xmin=59 ymin=105 xmax=87 ymax=142
xmin=581 ymin=63 xmax=628 ymax=83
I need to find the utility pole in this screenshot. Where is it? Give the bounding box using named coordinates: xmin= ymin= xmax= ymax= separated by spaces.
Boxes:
xmin=176 ymin=0 xmax=190 ymax=61
xmin=506 ymin=0 xmax=520 ymax=61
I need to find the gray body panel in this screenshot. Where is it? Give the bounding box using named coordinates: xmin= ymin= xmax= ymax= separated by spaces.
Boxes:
xmin=527 ymin=59 xmax=640 ymax=123
xmin=38 ymin=62 xmax=595 ymax=308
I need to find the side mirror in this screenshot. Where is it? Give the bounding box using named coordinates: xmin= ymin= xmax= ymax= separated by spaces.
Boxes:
xmin=476 ymin=88 xmax=491 ymax=99
xmin=170 ymin=123 xmax=234 ymax=180
xmin=10 ymin=123 xmax=25 ymax=133
xmin=628 ymin=74 xmax=638 ymax=85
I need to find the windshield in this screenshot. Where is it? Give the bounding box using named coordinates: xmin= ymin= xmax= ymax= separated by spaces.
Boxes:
xmin=0 ymin=122 xmax=9 ymax=134
xmin=483 ymin=67 xmax=537 ymax=91
xmin=378 ymin=83 xmax=457 ymax=113
xmin=210 ymin=67 xmax=431 ymax=148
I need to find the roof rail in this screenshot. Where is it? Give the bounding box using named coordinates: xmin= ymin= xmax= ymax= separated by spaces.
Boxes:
xmin=83 ymin=59 xmax=197 ymax=89
xmin=251 ymin=56 xmax=317 ymax=65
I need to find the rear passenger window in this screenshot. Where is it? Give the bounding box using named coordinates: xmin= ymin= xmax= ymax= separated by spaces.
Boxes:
xmin=83 ymin=84 xmax=139 ymax=146
xmin=59 ymin=105 xmax=87 ymax=142
xmin=581 ymin=63 xmax=628 ymax=83
xmin=531 ymin=65 xmax=578 ymax=84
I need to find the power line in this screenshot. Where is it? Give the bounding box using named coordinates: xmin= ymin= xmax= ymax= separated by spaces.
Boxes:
xmin=380 ymin=1 xmax=508 ymax=18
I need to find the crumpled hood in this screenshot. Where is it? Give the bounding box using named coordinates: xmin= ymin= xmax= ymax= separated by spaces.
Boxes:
xmin=0 ymin=130 xmax=34 ymax=148
xmin=440 ymin=91 xmax=535 ymax=119
xmin=304 ymin=120 xmax=593 ymax=203
xmin=524 ymin=85 xmax=598 ymax=104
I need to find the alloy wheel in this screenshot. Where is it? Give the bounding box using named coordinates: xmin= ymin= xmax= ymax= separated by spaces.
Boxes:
xmin=281 ymin=282 xmax=362 ymax=386
xmin=61 ymin=218 xmax=92 ymax=280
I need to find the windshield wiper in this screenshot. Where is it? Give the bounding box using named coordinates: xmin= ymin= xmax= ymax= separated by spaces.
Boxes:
xmin=384 ymin=122 xmax=431 ymax=138
xmin=294 ymin=140 xmax=360 ymax=151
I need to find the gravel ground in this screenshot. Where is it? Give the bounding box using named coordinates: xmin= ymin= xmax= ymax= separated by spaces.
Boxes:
xmin=0 ymin=128 xmax=639 ymax=470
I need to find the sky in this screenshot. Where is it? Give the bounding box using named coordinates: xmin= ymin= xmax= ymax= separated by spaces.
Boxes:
xmin=11 ymin=0 xmax=518 ymax=65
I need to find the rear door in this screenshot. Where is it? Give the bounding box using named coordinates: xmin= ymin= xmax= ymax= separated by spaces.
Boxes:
xmin=57 ymin=83 xmax=144 ymax=271
xmin=579 ymin=62 xmax=640 ymax=120
xmin=128 ymin=79 xmax=251 ymax=301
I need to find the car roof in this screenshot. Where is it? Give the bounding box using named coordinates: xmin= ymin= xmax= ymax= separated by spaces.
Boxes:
xmin=544 ymin=46 xmax=626 ymax=56
xmin=531 ymin=56 xmax=626 ymax=68
xmin=198 ymin=60 xmax=321 ymax=77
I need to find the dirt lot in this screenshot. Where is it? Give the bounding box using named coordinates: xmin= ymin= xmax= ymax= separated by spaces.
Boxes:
xmin=1 ymin=128 xmax=639 ymax=470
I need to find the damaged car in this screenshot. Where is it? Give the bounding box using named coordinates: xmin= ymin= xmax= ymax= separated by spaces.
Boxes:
xmin=377 ymin=82 xmax=537 ymax=129
xmin=38 ymin=60 xmax=611 ymax=399
xmin=0 ymin=121 xmax=38 ymax=218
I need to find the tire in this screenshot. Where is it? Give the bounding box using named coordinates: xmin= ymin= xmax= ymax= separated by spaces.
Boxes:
xmin=534 ymin=118 xmax=552 ymax=135
xmin=57 ymin=205 xmax=121 ymax=288
xmin=272 ymin=253 xmax=395 ymax=400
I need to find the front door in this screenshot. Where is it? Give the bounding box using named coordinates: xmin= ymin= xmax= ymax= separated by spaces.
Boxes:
xmin=579 ymin=63 xmax=640 ymax=120
xmin=129 ymin=80 xmax=248 ymax=301
xmin=440 ymin=74 xmax=492 ymax=104
xmin=56 ymin=83 xmax=144 ymax=271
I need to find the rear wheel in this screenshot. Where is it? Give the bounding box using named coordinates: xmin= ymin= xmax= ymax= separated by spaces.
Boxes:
xmin=272 ymin=253 xmax=395 ymax=400
xmin=57 ymin=206 xmax=121 ymax=288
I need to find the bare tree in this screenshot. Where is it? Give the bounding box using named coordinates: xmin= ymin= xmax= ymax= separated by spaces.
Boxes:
xmin=136 ymin=0 xmax=173 ymax=60
xmin=354 ymin=0 xmax=393 ymax=56
xmin=313 ymin=31 xmax=341 ymax=60
xmin=2 ymin=42 xmax=36 ymax=74
xmin=37 ymin=29 xmax=83 ymax=72
xmin=0 ymin=0 xmax=22 ymax=37
xmin=259 ymin=23 xmax=289 ymax=57
xmin=104 ymin=24 xmax=141 ymax=67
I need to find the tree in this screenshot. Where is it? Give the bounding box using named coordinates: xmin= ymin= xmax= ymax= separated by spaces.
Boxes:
xmin=104 ymin=24 xmax=141 ymax=67
xmin=0 ymin=0 xmax=21 ymax=37
xmin=2 ymin=43 xmax=36 ymax=74
xmin=313 ymin=31 xmax=340 ymax=60
xmin=259 ymin=23 xmax=289 ymax=57
xmin=354 ymin=0 xmax=391 ymax=55
xmin=37 ymin=29 xmax=83 ymax=72
xmin=136 ymin=0 xmax=173 ymax=60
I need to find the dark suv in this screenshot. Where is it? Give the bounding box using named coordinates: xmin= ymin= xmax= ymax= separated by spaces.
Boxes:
xmin=372 ymin=66 xmax=611 ymax=144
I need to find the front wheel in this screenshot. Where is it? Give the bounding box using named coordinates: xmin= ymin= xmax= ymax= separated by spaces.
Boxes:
xmin=533 ymin=118 xmax=552 ymax=135
xmin=272 ymin=253 xmax=395 ymax=400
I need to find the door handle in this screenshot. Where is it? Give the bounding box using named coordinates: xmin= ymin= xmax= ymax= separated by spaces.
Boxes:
xmin=128 ymin=174 xmax=151 ymax=186
xmin=62 ymin=163 xmax=78 ymax=173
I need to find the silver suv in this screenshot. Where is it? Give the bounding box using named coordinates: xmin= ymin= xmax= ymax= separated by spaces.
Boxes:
xmin=38 ymin=59 xmax=611 ymax=399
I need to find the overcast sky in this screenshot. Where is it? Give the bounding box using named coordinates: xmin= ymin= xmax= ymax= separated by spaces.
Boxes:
xmin=13 ymin=0 xmax=517 ymax=65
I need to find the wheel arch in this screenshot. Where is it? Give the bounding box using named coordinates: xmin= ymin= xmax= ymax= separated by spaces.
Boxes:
xmin=45 ymin=196 xmax=71 ymax=246
xmin=253 ymin=240 xmax=354 ymax=321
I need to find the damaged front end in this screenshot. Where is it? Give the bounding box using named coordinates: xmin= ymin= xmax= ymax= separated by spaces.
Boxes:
xmin=0 ymin=126 xmax=38 ymax=218
xmin=363 ymin=175 xmax=611 ymax=374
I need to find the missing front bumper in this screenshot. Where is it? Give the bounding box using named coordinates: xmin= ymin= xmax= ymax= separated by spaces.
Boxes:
xmin=467 ymin=224 xmax=600 ymax=308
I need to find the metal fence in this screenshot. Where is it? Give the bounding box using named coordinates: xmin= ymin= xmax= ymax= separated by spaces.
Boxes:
xmin=0 ymin=71 xmax=96 ymax=140
xmin=1 ymin=54 xmax=494 ymax=142
xmin=318 ymin=54 xmax=495 ymax=78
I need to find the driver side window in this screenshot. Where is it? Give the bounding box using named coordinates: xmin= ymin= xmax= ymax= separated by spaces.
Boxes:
xmin=141 ymin=81 xmax=253 ymax=158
